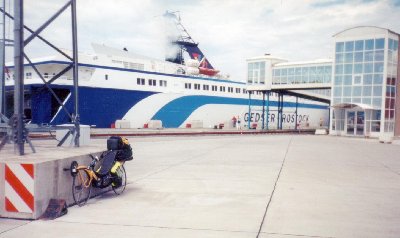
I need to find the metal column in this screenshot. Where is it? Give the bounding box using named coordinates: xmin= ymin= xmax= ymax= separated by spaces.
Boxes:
xmin=262 ymin=91 xmax=265 ymax=130
xmin=71 ymin=0 xmax=80 ymax=147
xmin=0 ymin=0 xmax=5 ymax=117
xmin=13 ymin=0 xmax=25 ymax=155
xmin=266 ymin=91 xmax=269 ymax=130
xmin=295 ymin=96 xmax=298 ymax=130
xmin=248 ymin=92 xmax=251 ymax=129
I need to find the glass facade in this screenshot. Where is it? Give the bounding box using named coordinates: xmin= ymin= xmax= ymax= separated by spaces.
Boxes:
xmin=272 ymin=65 xmax=331 ymax=85
xmin=333 ymin=38 xmax=386 ymax=108
xmin=331 ymin=29 xmax=399 ymax=137
xmin=248 ymin=62 xmax=266 ymax=84
xmin=384 ymin=38 xmax=399 ymax=132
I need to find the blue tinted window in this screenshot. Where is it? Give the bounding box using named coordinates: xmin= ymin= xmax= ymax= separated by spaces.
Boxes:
xmin=374 ymin=62 xmax=384 ymax=73
xmin=295 ymin=67 xmax=301 ymax=75
xmin=345 ymin=41 xmax=354 ymax=52
xmin=335 ymin=64 xmax=343 ymax=74
xmin=354 ymin=52 xmax=363 ymax=62
xmin=373 ymin=74 xmax=383 ymax=85
xmin=353 ymin=86 xmax=362 ymax=96
xmin=363 ymin=74 xmax=373 ymax=85
xmin=362 ymin=97 xmax=371 ymax=105
xmin=375 ymin=38 xmax=385 ymax=49
xmin=344 ymin=75 xmax=352 ymax=85
xmin=354 ymin=64 xmax=363 ymax=74
xmin=288 ymin=68 xmax=294 ymax=75
xmin=363 ymin=86 xmax=372 ymax=96
xmin=352 ymin=98 xmax=361 ymax=103
xmin=343 ymin=86 xmax=352 ymax=96
xmin=395 ymin=40 xmax=398 ymax=50
xmin=335 ymin=53 xmax=344 ymax=63
xmin=334 ymin=76 xmax=342 ymax=85
xmin=364 ymin=63 xmax=373 ymax=73
xmin=372 ymin=98 xmax=381 ymax=107
xmin=389 ymin=39 xmax=394 ymax=50
xmin=374 ymin=50 xmax=384 ymax=61
xmin=334 ymin=87 xmax=342 ymax=96
xmin=310 ymin=67 xmax=317 ymax=75
xmin=355 ymin=40 xmax=364 ymax=51
xmin=336 ymin=42 xmax=344 ymax=52
xmin=373 ymin=86 xmax=382 ymax=96
xmin=365 ymin=39 xmax=374 ymax=50
xmin=364 ymin=51 xmax=374 ymax=61
xmin=281 ymin=69 xmax=287 ymax=76
xmin=302 ymin=67 xmax=309 ymax=75
xmin=344 ymin=53 xmax=353 ymax=63
xmin=344 ymin=64 xmax=353 ymax=74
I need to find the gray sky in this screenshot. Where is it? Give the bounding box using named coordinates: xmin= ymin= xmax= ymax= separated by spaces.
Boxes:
xmin=16 ymin=0 xmax=400 ymax=82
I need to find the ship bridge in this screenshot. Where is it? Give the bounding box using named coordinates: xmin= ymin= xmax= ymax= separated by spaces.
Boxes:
xmin=245 ymin=55 xmax=332 ymax=130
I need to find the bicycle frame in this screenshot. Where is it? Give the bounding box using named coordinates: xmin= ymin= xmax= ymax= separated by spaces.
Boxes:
xmin=76 ymin=166 xmax=98 ymax=188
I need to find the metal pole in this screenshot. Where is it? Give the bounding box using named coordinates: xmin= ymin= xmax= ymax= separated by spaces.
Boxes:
xmin=277 ymin=93 xmax=280 ymax=130
xmin=71 ymin=0 xmax=80 ymax=147
xmin=248 ymin=92 xmax=251 ymax=129
xmin=266 ymin=91 xmax=269 ymax=130
xmin=295 ymin=96 xmax=298 ymax=130
xmin=262 ymin=91 xmax=265 ymax=130
xmin=13 ymin=0 xmax=24 ymax=155
xmin=0 ymin=0 xmax=5 ymax=117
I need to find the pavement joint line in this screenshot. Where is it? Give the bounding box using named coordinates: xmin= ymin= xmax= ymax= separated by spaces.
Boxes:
xmin=262 ymin=231 xmax=335 ymax=238
xmin=379 ymin=162 xmax=400 ymax=176
xmin=0 ymin=220 xmax=33 ymax=235
xmin=256 ymin=136 xmax=293 ymax=238
xmin=51 ymin=220 xmax=258 ymax=235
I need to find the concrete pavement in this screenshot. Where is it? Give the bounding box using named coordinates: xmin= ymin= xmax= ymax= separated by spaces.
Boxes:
xmin=1 ymin=135 xmax=399 ymax=237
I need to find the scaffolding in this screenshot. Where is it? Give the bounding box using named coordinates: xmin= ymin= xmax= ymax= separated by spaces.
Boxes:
xmin=0 ymin=0 xmax=80 ymax=155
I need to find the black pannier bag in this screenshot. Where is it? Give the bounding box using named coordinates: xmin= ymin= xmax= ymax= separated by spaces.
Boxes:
xmin=107 ymin=136 xmax=133 ymax=161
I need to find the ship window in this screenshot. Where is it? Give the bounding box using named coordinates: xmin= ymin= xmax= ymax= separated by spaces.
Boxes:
xmin=194 ymin=83 xmax=200 ymax=90
xmin=137 ymin=78 xmax=145 ymax=85
xmin=105 ymin=74 xmax=108 ymax=80
xmin=159 ymin=80 xmax=167 ymax=87
xmin=235 ymin=88 xmax=240 ymax=93
xmin=243 ymin=89 xmax=247 ymax=94
xmin=203 ymin=84 xmax=209 ymax=90
xmin=148 ymin=79 xmax=156 ymax=86
xmin=26 ymin=72 xmax=32 ymax=79
xmin=185 ymin=83 xmax=191 ymax=89
xmin=228 ymin=87 xmax=233 ymax=93
xmin=212 ymin=85 xmax=217 ymax=91
xmin=44 ymin=73 xmax=49 ymax=79
xmin=220 ymin=86 xmax=225 ymax=92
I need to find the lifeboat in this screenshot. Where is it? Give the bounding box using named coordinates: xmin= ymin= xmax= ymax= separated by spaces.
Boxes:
xmin=198 ymin=67 xmax=220 ymax=76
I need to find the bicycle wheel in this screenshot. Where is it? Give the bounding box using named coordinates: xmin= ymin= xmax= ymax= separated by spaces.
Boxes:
xmin=112 ymin=165 xmax=126 ymax=195
xmin=72 ymin=169 xmax=92 ymax=206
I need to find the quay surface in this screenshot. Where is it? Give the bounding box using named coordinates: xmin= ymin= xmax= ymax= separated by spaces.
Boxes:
xmin=1 ymin=134 xmax=400 ymax=237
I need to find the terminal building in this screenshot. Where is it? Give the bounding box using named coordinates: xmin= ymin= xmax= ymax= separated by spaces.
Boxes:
xmin=246 ymin=26 xmax=400 ymax=140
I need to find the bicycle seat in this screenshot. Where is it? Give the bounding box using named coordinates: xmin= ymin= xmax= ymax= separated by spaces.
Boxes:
xmin=96 ymin=151 xmax=117 ymax=177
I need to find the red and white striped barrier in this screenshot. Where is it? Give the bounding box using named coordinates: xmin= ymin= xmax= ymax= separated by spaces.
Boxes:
xmin=4 ymin=164 xmax=35 ymax=213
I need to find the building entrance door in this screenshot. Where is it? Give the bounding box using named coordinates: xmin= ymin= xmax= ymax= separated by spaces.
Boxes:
xmin=346 ymin=111 xmax=365 ymax=136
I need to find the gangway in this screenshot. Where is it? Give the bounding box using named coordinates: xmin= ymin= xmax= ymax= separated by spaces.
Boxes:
xmin=246 ymin=55 xmax=332 ymax=130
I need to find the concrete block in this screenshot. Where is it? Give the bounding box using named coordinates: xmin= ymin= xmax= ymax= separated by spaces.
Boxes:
xmin=148 ymin=120 xmax=162 ymax=129
xmin=56 ymin=124 xmax=91 ymax=146
xmin=115 ymin=120 xmax=131 ymax=129
xmin=0 ymin=151 xmax=106 ymax=220
xmin=315 ymin=128 xmax=328 ymax=135
xmin=379 ymin=133 xmax=393 ymax=143
xmin=188 ymin=120 xmax=203 ymax=129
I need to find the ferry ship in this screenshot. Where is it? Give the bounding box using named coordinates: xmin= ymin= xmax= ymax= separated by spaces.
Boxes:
xmin=4 ymin=12 xmax=329 ymax=129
